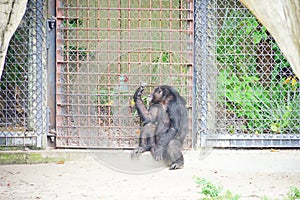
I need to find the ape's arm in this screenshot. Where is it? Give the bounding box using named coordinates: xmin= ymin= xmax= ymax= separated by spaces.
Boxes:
xmin=134 ymin=86 xmax=159 ymax=125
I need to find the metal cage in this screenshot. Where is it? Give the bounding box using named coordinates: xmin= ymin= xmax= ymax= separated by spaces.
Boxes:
xmin=194 ymin=0 xmax=300 ymax=147
xmin=55 ymin=0 xmax=194 ymax=148
xmin=0 ymin=0 xmax=46 ymax=147
xmin=1 ymin=0 xmax=299 ymax=149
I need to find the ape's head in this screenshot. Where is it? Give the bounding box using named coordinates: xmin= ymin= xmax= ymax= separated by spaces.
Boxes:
xmin=150 ymin=85 xmax=175 ymax=104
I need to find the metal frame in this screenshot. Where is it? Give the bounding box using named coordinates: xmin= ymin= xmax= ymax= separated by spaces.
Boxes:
xmin=194 ymin=0 xmax=300 ymax=148
xmin=0 ymin=0 xmax=300 ymax=148
xmin=35 ymin=0 xmax=45 ymax=146
xmin=55 ymin=0 xmax=194 ymax=148
xmin=0 ymin=0 xmax=46 ymax=147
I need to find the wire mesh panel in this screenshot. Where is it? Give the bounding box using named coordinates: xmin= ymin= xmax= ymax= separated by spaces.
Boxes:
xmin=56 ymin=0 xmax=194 ymax=148
xmin=195 ymin=0 xmax=300 ymax=147
xmin=0 ymin=0 xmax=45 ymax=147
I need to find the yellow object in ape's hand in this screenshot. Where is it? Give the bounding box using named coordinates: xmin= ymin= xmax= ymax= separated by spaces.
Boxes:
xmin=135 ymin=129 xmax=141 ymax=135
xmin=131 ymin=99 xmax=135 ymax=106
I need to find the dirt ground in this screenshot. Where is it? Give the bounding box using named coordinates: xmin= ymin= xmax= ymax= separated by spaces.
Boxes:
xmin=0 ymin=149 xmax=300 ymax=200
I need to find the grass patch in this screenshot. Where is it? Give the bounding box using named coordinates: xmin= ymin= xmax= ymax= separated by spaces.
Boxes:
xmin=194 ymin=176 xmax=300 ymax=200
xmin=193 ymin=177 xmax=240 ymax=200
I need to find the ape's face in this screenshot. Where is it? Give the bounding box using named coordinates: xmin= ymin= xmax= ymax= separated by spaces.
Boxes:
xmin=150 ymin=87 xmax=164 ymax=104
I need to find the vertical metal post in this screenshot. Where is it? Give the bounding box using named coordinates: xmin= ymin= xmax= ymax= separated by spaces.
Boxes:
xmin=194 ymin=0 xmax=208 ymax=148
xmin=192 ymin=0 xmax=198 ymax=149
xmin=200 ymin=0 xmax=208 ymax=147
xmin=55 ymin=0 xmax=64 ymax=147
xmin=36 ymin=0 xmax=44 ymax=147
xmin=47 ymin=0 xmax=56 ymax=133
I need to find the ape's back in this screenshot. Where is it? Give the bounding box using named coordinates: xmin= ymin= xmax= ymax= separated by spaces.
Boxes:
xmin=162 ymin=85 xmax=188 ymax=144
xmin=177 ymin=102 xmax=188 ymax=143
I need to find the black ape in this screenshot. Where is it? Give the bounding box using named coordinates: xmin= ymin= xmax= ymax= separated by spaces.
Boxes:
xmin=131 ymin=85 xmax=188 ymax=170
xmin=131 ymin=85 xmax=170 ymax=156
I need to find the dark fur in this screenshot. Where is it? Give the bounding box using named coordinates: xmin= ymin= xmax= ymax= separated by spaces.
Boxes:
xmin=131 ymin=85 xmax=188 ymax=170
xmin=131 ymin=85 xmax=170 ymax=156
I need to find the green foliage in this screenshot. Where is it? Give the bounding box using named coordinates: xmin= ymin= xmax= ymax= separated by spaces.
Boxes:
xmin=152 ymin=52 xmax=170 ymax=63
xmin=194 ymin=178 xmax=300 ymax=200
xmin=1 ymin=45 xmax=27 ymax=90
xmin=286 ymin=187 xmax=300 ymax=200
xmin=151 ymin=52 xmax=171 ymax=83
xmin=64 ymin=45 xmax=88 ymax=61
xmin=0 ymin=64 xmax=25 ymax=90
xmin=216 ymin=10 xmax=262 ymax=74
xmin=151 ymin=51 xmax=188 ymax=86
xmin=246 ymin=18 xmax=268 ymax=45
xmin=216 ymin=9 xmax=299 ymax=134
xmin=271 ymin=41 xmax=291 ymax=83
xmin=63 ymin=18 xmax=91 ymax=62
xmin=193 ymin=177 xmax=240 ymax=200
xmin=194 ymin=177 xmax=222 ymax=198
xmin=91 ymin=88 xmax=112 ymax=105
xmin=217 ymin=70 xmax=300 ymax=133
xmin=63 ymin=19 xmax=83 ymax=28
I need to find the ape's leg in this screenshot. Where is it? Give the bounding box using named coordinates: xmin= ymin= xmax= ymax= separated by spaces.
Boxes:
xmin=140 ymin=123 xmax=156 ymax=151
xmin=131 ymin=123 xmax=156 ymax=158
xmin=166 ymin=139 xmax=184 ymax=170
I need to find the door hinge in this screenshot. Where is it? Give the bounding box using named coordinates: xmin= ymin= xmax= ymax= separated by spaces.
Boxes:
xmin=46 ymin=16 xmax=56 ymax=49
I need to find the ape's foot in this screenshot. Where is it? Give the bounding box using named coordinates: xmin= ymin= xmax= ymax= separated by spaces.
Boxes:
xmin=130 ymin=147 xmax=146 ymax=159
xmin=169 ymin=162 xmax=184 ymax=170
xmin=151 ymin=145 xmax=164 ymax=161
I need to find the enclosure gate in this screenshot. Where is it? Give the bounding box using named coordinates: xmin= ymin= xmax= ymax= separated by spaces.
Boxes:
xmin=194 ymin=0 xmax=300 ymax=147
xmin=55 ymin=0 xmax=194 ymax=148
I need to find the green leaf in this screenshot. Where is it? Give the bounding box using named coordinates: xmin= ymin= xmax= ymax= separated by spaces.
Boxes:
xmin=253 ymin=31 xmax=263 ymax=44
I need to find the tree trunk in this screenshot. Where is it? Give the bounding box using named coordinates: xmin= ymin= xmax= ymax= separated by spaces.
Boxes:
xmin=0 ymin=0 xmax=28 ymax=79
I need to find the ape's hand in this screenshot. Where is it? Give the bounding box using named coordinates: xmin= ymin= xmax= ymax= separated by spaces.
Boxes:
xmin=133 ymin=85 xmax=144 ymax=101
xmin=151 ymin=145 xmax=164 ymax=161
xmin=130 ymin=146 xmax=146 ymax=158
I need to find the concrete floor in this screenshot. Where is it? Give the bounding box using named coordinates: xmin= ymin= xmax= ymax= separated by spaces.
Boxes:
xmin=0 ymin=149 xmax=300 ymax=199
